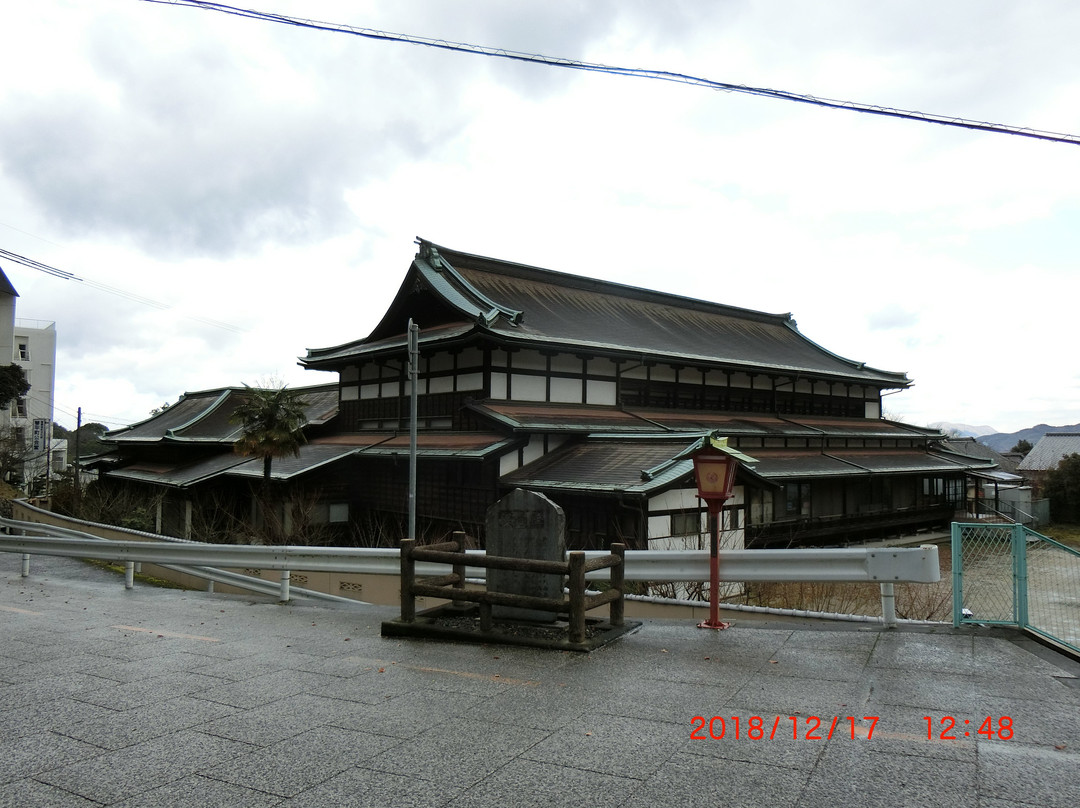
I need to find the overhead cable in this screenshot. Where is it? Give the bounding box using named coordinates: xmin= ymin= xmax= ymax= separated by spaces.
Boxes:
xmin=0 ymin=248 xmax=246 ymax=334
xmin=141 ymin=0 xmax=1080 ymax=147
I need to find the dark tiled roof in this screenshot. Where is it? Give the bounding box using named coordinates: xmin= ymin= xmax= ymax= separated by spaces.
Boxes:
xmin=0 ymin=267 xmax=19 ymax=298
xmin=303 ymin=240 xmax=912 ymax=388
xmin=312 ymin=432 xmax=519 ymax=458
xmin=108 ymin=453 xmax=251 ymax=488
xmin=471 ymin=402 xmax=944 ymax=441
xmin=500 ymin=437 xmax=701 ymax=495
xmin=107 ymin=384 xmax=339 ymax=445
xmin=936 ymin=438 xmax=1021 ymax=474
xmin=1017 ymin=433 xmax=1080 ymax=472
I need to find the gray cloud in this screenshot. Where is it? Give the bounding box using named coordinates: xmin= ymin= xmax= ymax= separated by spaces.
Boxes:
xmin=0 ymin=10 xmax=473 ymax=259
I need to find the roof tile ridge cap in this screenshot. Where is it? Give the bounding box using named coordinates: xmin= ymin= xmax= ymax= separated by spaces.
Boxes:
xmin=781 ymin=320 xmax=910 ymax=383
xmin=425 ymin=239 xmax=791 ymax=324
xmin=165 ymin=389 xmax=236 ymax=440
xmin=420 ymin=241 xmax=523 ymax=325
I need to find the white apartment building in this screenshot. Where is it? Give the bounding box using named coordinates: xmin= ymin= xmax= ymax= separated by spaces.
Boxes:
xmin=0 ymin=268 xmax=63 ymax=492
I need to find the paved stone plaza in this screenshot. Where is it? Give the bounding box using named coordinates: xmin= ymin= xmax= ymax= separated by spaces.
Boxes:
xmin=2 ymin=553 xmax=1078 ymax=807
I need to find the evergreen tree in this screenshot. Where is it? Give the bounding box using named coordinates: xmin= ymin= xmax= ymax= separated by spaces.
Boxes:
xmin=1044 ymin=453 xmax=1080 ymax=523
xmin=231 ymin=384 xmax=309 ymax=483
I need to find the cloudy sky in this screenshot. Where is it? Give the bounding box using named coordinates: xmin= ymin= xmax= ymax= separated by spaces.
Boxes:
xmin=1 ymin=0 xmax=1077 ymax=435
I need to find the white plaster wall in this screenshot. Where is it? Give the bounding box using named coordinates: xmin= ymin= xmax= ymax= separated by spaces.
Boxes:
xmin=550 ymin=377 xmax=582 ymax=404
xmin=512 ymin=375 xmax=546 ymax=402
xmin=586 ymin=380 xmax=617 ymax=405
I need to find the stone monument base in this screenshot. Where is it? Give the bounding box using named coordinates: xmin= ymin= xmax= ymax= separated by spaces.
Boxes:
xmin=381 ymin=603 xmax=641 ymax=653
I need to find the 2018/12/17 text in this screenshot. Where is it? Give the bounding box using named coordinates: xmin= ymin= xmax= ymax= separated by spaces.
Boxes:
xmin=690 ymin=715 xmax=879 ymax=741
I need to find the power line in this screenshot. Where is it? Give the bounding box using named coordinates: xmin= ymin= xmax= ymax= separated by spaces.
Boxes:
xmin=0 ymin=247 xmax=246 ymax=334
xmin=141 ymin=0 xmax=1080 ymax=147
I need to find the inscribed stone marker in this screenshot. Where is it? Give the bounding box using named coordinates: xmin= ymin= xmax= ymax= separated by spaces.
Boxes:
xmin=486 ymin=488 xmax=566 ymax=622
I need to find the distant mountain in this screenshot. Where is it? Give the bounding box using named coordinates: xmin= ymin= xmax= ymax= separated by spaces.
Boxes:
xmin=929 ymin=421 xmax=998 ymax=438
xmin=978 ymin=424 xmax=1080 ymax=453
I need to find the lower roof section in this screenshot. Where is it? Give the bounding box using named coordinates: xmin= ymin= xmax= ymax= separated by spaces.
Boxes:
xmin=470 ymin=401 xmax=941 ymax=440
xmin=501 ymin=437 xmax=991 ymax=498
xmin=106 ymin=433 xmax=519 ymax=489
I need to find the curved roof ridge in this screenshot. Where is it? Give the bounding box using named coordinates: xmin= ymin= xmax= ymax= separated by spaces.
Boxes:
xmin=425 ymin=238 xmax=793 ymax=327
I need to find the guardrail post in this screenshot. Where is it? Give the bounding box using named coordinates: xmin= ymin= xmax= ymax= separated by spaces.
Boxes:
xmin=125 ymin=561 xmax=135 ymax=590
xmin=400 ymin=538 xmax=416 ymax=623
xmin=452 ymin=530 xmax=467 ymax=607
xmin=280 ymin=570 xmax=291 ymax=602
xmin=569 ymin=551 xmax=586 ymax=645
xmin=880 ymin=583 xmax=896 ymax=627
xmin=21 ymin=553 xmax=30 ymax=577
xmin=610 ymin=543 xmax=625 ymax=628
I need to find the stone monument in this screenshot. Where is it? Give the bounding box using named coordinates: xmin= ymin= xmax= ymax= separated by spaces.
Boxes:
xmin=486 ymin=488 xmax=566 ymax=622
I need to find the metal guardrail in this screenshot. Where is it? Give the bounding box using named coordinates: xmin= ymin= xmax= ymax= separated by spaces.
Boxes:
xmin=1 ymin=516 xmax=940 ymax=625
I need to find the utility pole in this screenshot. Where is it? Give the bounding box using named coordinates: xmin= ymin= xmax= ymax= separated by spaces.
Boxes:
xmin=407 ymin=320 xmax=419 ymax=540
xmin=73 ymin=407 xmax=81 ymax=508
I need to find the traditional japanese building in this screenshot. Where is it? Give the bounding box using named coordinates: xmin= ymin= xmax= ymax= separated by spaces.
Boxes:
xmin=290 ymin=239 xmax=994 ymax=549
xmin=96 ymin=239 xmax=1000 ymax=548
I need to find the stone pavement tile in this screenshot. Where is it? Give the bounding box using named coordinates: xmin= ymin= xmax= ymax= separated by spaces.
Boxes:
xmin=523 ymin=713 xmax=685 ymax=781
xmin=863 ymin=667 xmax=977 ymax=714
xmin=327 ymin=688 xmax=488 ymax=741
xmin=74 ymin=648 xmax=222 ymax=683
xmin=682 ymin=719 xmax=828 ymax=771
xmin=198 ymin=692 xmax=363 ymax=746
xmin=73 ymin=669 xmax=226 ymax=710
xmin=364 ymin=716 xmax=553 ymax=788
xmin=620 ymin=750 xmax=810 ymax=808
xmin=447 ymin=758 xmax=639 ymax=808
xmin=973 ymin=694 xmax=1080 ymax=748
xmin=34 ymin=730 xmax=255 ymax=805
xmin=0 ymin=730 xmax=103 ymax=786
xmin=307 ymin=666 xmax=426 ymax=705
xmin=973 ymin=665 xmax=1080 ymax=707
xmin=187 ymin=651 xmax=314 ymax=682
xmin=776 ymin=626 xmax=882 ymax=651
xmin=972 ymin=636 xmax=1073 ymax=680
xmin=728 ymin=673 xmax=866 ymax=717
xmin=0 ymin=777 xmax=101 ymax=808
xmin=278 ymin=648 xmax=384 ymax=679
xmin=463 ymin=680 xmax=600 ymax=731
xmin=0 ymin=695 xmax=117 ymax=742
xmin=753 ymin=647 xmax=873 ymax=683
xmin=851 ymin=703 xmax=978 ymax=761
xmin=0 ymin=670 xmax=113 ymax=706
xmin=192 ymin=668 xmax=347 ymax=710
xmin=378 ymin=635 xmax=579 ymax=676
xmin=980 ymin=799 xmax=1050 ymax=808
xmin=977 ymin=741 xmax=1080 ymax=808
xmin=868 ymin=632 xmax=974 ymax=675
xmin=60 ymin=694 xmax=239 ymax=750
xmin=1 ymin=651 xmax=116 ymax=681
xmin=583 ymin=675 xmax=733 ymax=725
xmin=799 ymin=742 xmax=976 ymax=807
xmin=314 ymin=659 xmax=517 ymax=706
xmin=282 ymin=766 xmax=465 ymax=808
xmin=579 ymin=640 xmax=767 ymax=690
xmin=199 ymin=725 xmax=402 ymax=798
xmin=110 ymin=773 xmax=286 ymax=808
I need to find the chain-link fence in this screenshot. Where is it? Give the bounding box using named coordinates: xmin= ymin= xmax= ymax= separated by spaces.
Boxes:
xmin=953 ymin=522 xmax=1080 ymax=655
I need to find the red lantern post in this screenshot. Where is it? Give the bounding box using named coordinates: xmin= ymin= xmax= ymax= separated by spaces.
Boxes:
xmin=692 ymin=436 xmax=744 ymax=630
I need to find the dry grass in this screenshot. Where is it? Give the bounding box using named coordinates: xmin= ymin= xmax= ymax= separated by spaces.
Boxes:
xmin=1042 ymin=524 xmax=1080 ymax=549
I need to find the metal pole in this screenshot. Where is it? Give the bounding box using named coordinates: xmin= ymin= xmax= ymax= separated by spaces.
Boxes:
xmin=698 ymin=501 xmax=731 ymax=630
xmin=280 ymin=569 xmax=291 ymax=602
xmin=408 ymin=319 xmax=419 ymax=541
xmin=880 ymin=582 xmax=897 ymax=627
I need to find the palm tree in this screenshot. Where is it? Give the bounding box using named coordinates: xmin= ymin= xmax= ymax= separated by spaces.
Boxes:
xmin=231 ymin=383 xmax=309 ymax=484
